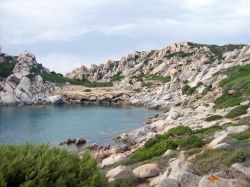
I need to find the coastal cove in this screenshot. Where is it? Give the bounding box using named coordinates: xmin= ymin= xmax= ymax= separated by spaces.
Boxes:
xmin=0 ymin=104 xmax=156 ymax=147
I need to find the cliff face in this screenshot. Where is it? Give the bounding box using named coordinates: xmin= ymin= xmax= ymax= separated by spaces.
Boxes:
xmin=64 ymin=41 xmax=249 ymax=108
xmin=0 ymin=51 xmax=56 ymax=105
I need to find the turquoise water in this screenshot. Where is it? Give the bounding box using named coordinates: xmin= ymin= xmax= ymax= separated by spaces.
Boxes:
xmin=0 ymin=105 xmax=156 ymax=146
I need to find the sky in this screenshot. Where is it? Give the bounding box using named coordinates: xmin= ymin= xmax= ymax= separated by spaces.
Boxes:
xmin=0 ymin=0 xmax=250 ymax=74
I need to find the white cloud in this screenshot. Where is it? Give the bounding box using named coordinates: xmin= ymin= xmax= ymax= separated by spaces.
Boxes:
xmin=0 ymin=0 xmax=249 ymax=73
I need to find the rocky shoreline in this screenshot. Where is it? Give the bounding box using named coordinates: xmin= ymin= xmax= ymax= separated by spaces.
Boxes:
xmin=1 ymin=42 xmax=250 ymax=186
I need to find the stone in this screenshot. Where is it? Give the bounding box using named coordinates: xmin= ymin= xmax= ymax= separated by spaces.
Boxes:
xmin=167 ymin=107 xmax=184 ymax=120
xmin=75 ymin=138 xmax=86 ymax=146
xmin=179 ymin=172 xmax=201 ymax=187
xmin=159 ymin=178 xmax=180 ymax=187
xmin=211 ymin=143 xmax=230 ymax=150
xmin=162 ymin=149 xmax=174 ymax=157
xmin=106 ymin=165 xmax=131 ymax=179
xmin=49 ymin=95 xmax=63 ymax=104
xmin=133 ymin=163 xmax=160 ymax=178
xmin=197 ymin=175 xmax=250 ymax=187
xmin=240 ymin=100 xmax=250 ymax=106
xmin=226 ymin=125 xmax=249 ymax=134
xmin=230 ymin=163 xmax=250 ymax=182
xmin=101 ymin=153 xmax=127 ymax=167
xmin=166 ymin=158 xmax=200 ymax=181
xmin=207 ymin=132 xmax=229 ymax=149
xmin=149 ymin=175 xmax=164 ymax=187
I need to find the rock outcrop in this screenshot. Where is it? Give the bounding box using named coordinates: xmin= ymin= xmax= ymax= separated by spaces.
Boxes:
xmin=0 ymin=51 xmax=58 ymax=105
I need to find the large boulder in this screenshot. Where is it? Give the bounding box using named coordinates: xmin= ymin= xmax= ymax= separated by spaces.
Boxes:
xmin=106 ymin=165 xmax=132 ymax=179
xmin=49 ymin=95 xmax=63 ymax=104
xmin=133 ymin=163 xmax=160 ymax=178
xmin=226 ymin=125 xmax=249 ymax=134
xmin=75 ymin=138 xmax=86 ymax=146
xmin=166 ymin=158 xmax=200 ymax=180
xmin=101 ymin=153 xmax=127 ymax=167
xmin=197 ymin=175 xmax=249 ymax=187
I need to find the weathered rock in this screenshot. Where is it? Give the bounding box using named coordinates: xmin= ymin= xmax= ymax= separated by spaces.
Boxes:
xmin=101 ymin=153 xmax=127 ymax=167
xmin=162 ymin=149 xmax=174 ymax=157
xmin=159 ymin=178 xmax=180 ymax=187
xmin=207 ymin=131 xmax=229 ymax=149
xmin=75 ymin=138 xmax=86 ymax=146
xmin=49 ymin=95 xmax=63 ymax=104
xmin=106 ymin=165 xmax=132 ymax=179
xmin=230 ymin=163 xmax=250 ymax=182
xmin=197 ymin=175 xmax=250 ymax=187
xmin=226 ymin=125 xmax=249 ymax=134
xmin=166 ymin=158 xmax=200 ymax=181
xmin=179 ymin=172 xmax=201 ymax=187
xmin=133 ymin=163 xmax=160 ymax=178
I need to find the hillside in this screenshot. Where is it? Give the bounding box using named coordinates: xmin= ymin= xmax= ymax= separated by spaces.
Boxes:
xmin=1 ymin=42 xmax=250 ymax=186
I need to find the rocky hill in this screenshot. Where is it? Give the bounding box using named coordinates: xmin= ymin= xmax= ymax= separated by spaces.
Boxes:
xmin=64 ymin=41 xmax=250 ymax=187
xmin=1 ymin=42 xmax=250 ymax=186
xmin=0 ymin=49 xmax=61 ymax=105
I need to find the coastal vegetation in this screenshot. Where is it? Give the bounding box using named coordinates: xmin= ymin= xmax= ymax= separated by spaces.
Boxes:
xmin=215 ymin=64 xmax=250 ymax=108
xmin=0 ymin=144 xmax=108 ymax=187
xmin=29 ymin=65 xmax=113 ymax=87
xmin=128 ymin=126 xmax=205 ymax=163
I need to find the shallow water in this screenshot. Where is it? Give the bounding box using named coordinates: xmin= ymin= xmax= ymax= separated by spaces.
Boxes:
xmin=0 ymin=104 xmax=156 ymax=147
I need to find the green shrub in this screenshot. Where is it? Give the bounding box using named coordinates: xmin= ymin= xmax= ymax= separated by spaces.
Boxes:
xmin=205 ymin=115 xmax=223 ymax=121
xmin=111 ymin=71 xmax=124 ymax=81
xmin=142 ymin=82 xmax=153 ymax=88
xmin=167 ymin=126 xmax=192 ymax=136
xmin=130 ymin=140 xmax=178 ymax=163
xmin=232 ymin=132 xmax=250 ymax=141
xmin=194 ymin=125 xmax=222 ymax=134
xmin=204 ymin=84 xmax=212 ymax=94
xmin=0 ymin=63 xmax=15 ymax=78
xmin=178 ymin=135 xmax=205 ymax=150
xmin=193 ymin=148 xmax=246 ymax=174
xmin=164 ymin=51 xmax=194 ymax=59
xmin=182 ymin=84 xmax=199 ymax=95
xmin=225 ymin=105 xmax=249 ymax=118
xmin=30 ymin=66 xmax=113 ymax=87
xmin=0 ymin=144 xmax=108 ymax=187
xmin=145 ymin=74 xmax=171 ymax=83
xmin=215 ymin=64 xmax=250 ymax=108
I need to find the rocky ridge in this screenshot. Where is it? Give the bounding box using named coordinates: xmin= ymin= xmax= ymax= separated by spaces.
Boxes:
xmin=0 ymin=49 xmax=58 ymax=105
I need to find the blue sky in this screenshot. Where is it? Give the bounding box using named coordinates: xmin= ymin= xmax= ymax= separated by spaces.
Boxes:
xmin=0 ymin=0 xmax=250 ymax=74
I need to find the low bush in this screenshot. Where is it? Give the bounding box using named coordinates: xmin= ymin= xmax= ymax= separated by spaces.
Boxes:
xmin=0 ymin=63 xmax=15 ymax=78
xmin=111 ymin=71 xmax=124 ymax=81
xmin=178 ymin=135 xmax=205 ymax=150
xmin=193 ymin=148 xmax=247 ymax=174
xmin=164 ymin=51 xmax=194 ymax=59
xmin=0 ymin=144 xmax=108 ymax=187
xmin=30 ymin=66 xmax=113 ymax=87
xmin=144 ymin=74 xmax=171 ymax=83
xmin=182 ymin=83 xmax=201 ymax=95
xmin=225 ymin=105 xmax=249 ymax=118
xmin=167 ymin=126 xmax=192 ymax=136
xmin=205 ymin=115 xmax=223 ymax=121
xmin=215 ymin=64 xmax=250 ymax=108
xmin=130 ymin=140 xmax=178 ymax=163
xmin=129 ymin=126 xmax=205 ymax=163
xmin=232 ymin=132 xmax=250 ymax=141
xmin=194 ymin=125 xmax=222 ymax=134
